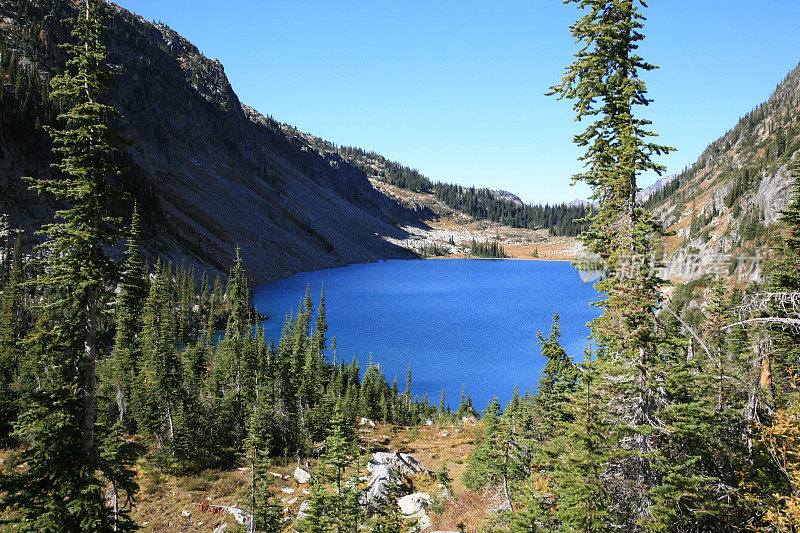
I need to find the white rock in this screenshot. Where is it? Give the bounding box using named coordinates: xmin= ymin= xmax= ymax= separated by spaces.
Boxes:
xmin=281 ymin=487 xmax=295 ymax=494
xmin=398 ymin=492 xmax=430 ymax=516
xmin=369 ymin=451 xmax=428 ymax=477
xmin=297 ymin=499 xmax=311 ymax=520
xmin=181 ymin=510 xmax=191 ymax=517
xmin=294 ymin=467 xmax=311 ymax=484
xmin=418 ymin=514 xmax=432 ymax=530
xmin=362 ymin=462 xmax=394 ymax=508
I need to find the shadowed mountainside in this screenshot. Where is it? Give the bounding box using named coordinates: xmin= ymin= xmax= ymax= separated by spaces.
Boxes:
xmin=0 ymin=0 xmax=429 ymax=283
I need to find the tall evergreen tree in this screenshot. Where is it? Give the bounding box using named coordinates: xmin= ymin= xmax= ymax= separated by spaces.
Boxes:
xmin=111 ymin=206 xmax=148 ymax=430
xmin=0 ymin=233 xmax=24 ymax=441
xmin=2 ymin=1 xmax=137 ymax=529
xmin=548 ymin=1 xmax=673 ymax=526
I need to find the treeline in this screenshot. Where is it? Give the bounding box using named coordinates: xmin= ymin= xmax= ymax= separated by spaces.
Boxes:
xmin=434 ymin=184 xmax=591 ymax=237
xmin=337 ymin=146 xmax=591 ymax=237
xmin=338 ymin=145 xmax=434 ymax=193
xmin=468 ymin=238 xmax=507 ymax=258
xmin=0 ymin=222 xmax=439 ymax=462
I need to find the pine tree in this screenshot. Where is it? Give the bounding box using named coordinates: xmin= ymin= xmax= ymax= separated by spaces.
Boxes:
xmin=300 ymin=408 xmax=362 ymax=532
xmin=535 ymin=313 xmax=577 ymax=436
xmin=2 ymin=1 xmax=137 ymax=529
xmin=548 ymin=1 xmax=673 ymax=526
xmin=244 ymin=408 xmax=282 ymax=533
xmin=111 ymin=206 xmax=148 ymax=430
xmin=463 ymin=396 xmax=522 ymax=506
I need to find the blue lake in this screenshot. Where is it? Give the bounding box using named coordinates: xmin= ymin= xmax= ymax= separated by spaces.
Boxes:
xmin=252 ymin=259 xmax=600 ymax=410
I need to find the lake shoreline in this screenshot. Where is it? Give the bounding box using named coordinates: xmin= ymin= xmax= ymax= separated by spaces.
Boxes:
xmin=253 ymin=259 xmax=600 ymax=409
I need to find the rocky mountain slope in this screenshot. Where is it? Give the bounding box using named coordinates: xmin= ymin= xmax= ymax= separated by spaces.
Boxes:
xmin=0 ymin=0 xmax=427 ymax=283
xmin=647 ymin=62 xmax=800 ymax=282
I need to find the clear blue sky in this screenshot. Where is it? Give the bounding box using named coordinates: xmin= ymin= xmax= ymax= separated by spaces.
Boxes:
xmin=115 ymin=0 xmax=800 ymax=205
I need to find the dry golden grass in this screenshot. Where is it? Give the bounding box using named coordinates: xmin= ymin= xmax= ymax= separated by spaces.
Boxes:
xmin=2 ymin=421 xmax=491 ymax=532
xmin=369 ymin=178 xmax=583 ymax=262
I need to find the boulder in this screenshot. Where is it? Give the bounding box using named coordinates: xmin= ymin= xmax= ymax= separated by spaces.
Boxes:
xmin=297 ymin=499 xmax=311 ymax=521
xmin=369 ymin=451 xmax=427 ymax=477
xmin=294 ymin=466 xmax=311 ymax=484
xmin=359 ymin=417 xmax=377 ymax=427
xmin=363 ymin=462 xmax=394 ymax=509
xmin=397 ymin=452 xmax=427 ymax=475
xmin=398 ymin=492 xmax=430 ymax=516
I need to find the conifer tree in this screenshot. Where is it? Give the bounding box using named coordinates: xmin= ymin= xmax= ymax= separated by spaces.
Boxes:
xmin=3 ymin=1 xmax=137 ymax=528
xmin=111 ymin=206 xmax=148 ymax=429
xmin=301 ymin=408 xmax=362 ymax=532
xmin=535 ymin=314 xmax=577 ymax=435
xmin=244 ymin=409 xmax=282 ymax=533
xmin=548 ymin=1 xmax=673 ymax=526
xmin=0 ymin=233 xmax=24 ymax=440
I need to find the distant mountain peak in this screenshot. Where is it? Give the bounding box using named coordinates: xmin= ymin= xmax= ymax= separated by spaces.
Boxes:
xmin=489 ymin=190 xmax=524 ymax=206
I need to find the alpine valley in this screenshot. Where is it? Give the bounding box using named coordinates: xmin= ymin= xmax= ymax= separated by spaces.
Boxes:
xmin=3 ymin=1 xmax=800 ymax=532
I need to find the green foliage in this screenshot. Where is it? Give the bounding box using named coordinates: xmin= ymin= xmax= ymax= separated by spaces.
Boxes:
xmin=1 ymin=2 xmax=138 ymax=529
xmin=299 ymin=408 xmax=362 ymax=532
xmin=468 ymin=238 xmax=507 ymax=258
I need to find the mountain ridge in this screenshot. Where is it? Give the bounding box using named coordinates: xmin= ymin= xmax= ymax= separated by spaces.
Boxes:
xmin=648 ymin=61 xmax=800 ymax=282
xmin=0 ymin=0 xmax=426 ymax=283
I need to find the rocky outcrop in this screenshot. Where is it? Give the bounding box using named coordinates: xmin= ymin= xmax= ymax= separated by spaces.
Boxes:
xmin=0 ymin=1 xmax=423 ymax=283
xmin=369 ymin=451 xmax=429 ymax=477
xmin=364 ymin=460 xmax=396 ymax=509
xmin=649 ymin=60 xmax=800 ymax=282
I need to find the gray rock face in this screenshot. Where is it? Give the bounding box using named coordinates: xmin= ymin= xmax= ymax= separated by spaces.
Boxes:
xmin=370 ymin=451 xmax=428 ymax=477
xmin=363 ymin=462 xmax=395 ymax=508
xmin=755 ymin=164 xmax=793 ymax=224
xmin=297 ymin=499 xmax=311 ymax=521
xmin=0 ymin=2 xmax=423 ymax=283
xmin=363 ymin=451 xmax=429 ymax=512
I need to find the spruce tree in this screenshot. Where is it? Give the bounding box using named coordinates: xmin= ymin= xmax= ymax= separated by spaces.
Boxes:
xmin=111 ymin=206 xmax=148 ymax=430
xmin=548 ymin=1 xmax=673 ymax=526
xmin=535 ymin=313 xmax=577 ymax=435
xmin=2 ymin=1 xmax=137 ymax=529
xmin=0 ymin=233 xmax=24 ymax=441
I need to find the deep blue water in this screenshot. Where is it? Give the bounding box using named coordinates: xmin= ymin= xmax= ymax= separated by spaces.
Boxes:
xmin=252 ymin=259 xmax=600 ymax=410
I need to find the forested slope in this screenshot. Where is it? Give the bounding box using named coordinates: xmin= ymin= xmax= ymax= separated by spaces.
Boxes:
xmin=647 ymin=62 xmax=800 ymax=281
